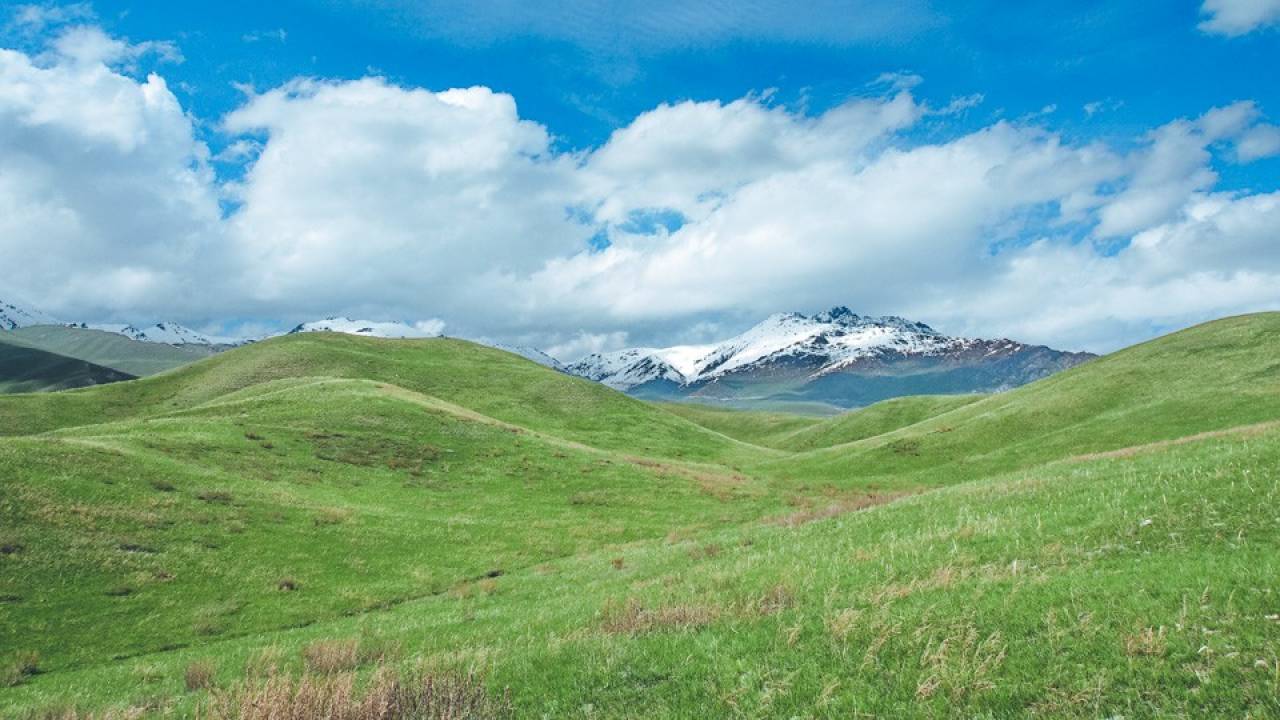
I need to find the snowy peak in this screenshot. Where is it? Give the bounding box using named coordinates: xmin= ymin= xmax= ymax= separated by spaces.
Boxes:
xmin=0 ymin=299 xmax=58 ymax=330
xmin=486 ymin=343 xmax=566 ymax=371
xmin=89 ymin=322 xmax=232 ymax=346
xmin=288 ymin=317 xmax=441 ymax=339
xmin=566 ymin=307 xmax=1017 ymax=389
xmin=565 ymin=348 xmax=688 ymax=390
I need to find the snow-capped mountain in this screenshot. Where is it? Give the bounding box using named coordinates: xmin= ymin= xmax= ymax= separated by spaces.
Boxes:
xmin=565 ymin=307 xmax=1095 ymax=408
xmin=288 ymin=317 xmax=442 ymax=339
xmin=0 ymin=299 xmax=59 ymax=330
xmin=566 ymin=348 xmax=688 ymax=390
xmin=87 ymin=322 xmax=236 ymax=346
xmin=486 ymin=343 xmax=566 ymax=371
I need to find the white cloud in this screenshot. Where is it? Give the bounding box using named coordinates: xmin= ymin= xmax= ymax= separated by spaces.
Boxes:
xmin=221 ymin=78 xmax=588 ymax=323
xmin=1237 ymin=123 xmax=1280 ymax=161
xmin=0 ymin=29 xmax=221 ymax=322
xmin=0 ymin=24 xmax=1278 ymax=354
xmin=1199 ymin=0 xmax=1280 ymax=36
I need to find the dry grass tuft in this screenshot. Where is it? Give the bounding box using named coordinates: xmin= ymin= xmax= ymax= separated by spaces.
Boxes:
xmin=185 ymin=660 xmax=216 ymax=691
xmin=200 ymin=667 xmax=512 ymax=720
xmin=600 ymin=597 xmax=720 ymax=634
xmin=302 ymin=639 xmax=362 ymax=675
xmin=1124 ymin=626 xmax=1168 ymax=657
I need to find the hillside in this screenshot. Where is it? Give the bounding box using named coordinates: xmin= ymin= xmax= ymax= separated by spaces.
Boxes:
xmin=750 ymin=312 xmax=1280 ymax=489
xmin=2 ymin=314 xmax=1278 ymax=718
xmin=3 ymin=325 xmax=217 ymax=376
xmin=0 ymin=337 xmax=136 ymax=393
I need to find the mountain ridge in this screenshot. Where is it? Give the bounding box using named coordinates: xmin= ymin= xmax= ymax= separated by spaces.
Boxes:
xmin=567 ymin=306 xmax=1095 ymax=409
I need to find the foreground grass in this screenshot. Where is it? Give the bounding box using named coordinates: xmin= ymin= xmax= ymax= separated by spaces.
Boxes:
xmin=5 ymin=426 xmax=1277 ymax=717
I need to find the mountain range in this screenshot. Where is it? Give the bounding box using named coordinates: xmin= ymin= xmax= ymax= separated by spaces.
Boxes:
xmin=0 ymin=300 xmax=1093 ymax=407
xmin=566 ymin=306 xmax=1095 ymax=410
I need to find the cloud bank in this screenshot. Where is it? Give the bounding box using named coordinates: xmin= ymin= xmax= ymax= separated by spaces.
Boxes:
xmin=1 ymin=22 xmax=1278 ymax=356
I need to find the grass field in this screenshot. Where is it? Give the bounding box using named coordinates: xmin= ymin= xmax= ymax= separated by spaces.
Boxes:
xmin=2 ymin=313 xmax=1278 ymax=718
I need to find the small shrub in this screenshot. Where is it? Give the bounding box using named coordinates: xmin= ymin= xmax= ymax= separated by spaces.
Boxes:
xmin=301 ymin=638 xmax=361 ymax=674
xmin=185 ymin=660 xmax=216 ymax=691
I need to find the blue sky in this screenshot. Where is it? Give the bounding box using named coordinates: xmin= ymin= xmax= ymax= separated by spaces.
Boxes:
xmin=1 ymin=0 xmax=1278 ymax=355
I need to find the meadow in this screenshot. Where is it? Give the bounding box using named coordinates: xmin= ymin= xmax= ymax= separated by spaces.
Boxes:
xmin=1 ymin=314 xmax=1278 ymax=718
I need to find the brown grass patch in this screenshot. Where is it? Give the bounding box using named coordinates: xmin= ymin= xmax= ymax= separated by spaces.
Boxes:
xmin=185 ymin=660 xmax=216 ymax=691
xmin=302 ymin=639 xmax=361 ymax=674
xmin=768 ymin=491 xmax=910 ymax=527
xmin=600 ymin=597 xmax=721 ymax=634
xmin=1124 ymin=626 xmax=1168 ymax=657
xmin=914 ymin=624 xmax=1007 ymax=702
xmin=201 ymin=667 xmax=512 ymax=720
xmin=624 ymin=457 xmax=747 ymax=500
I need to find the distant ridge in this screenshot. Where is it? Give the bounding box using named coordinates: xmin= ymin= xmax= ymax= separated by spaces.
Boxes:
xmin=566 ymin=307 xmax=1095 ymax=409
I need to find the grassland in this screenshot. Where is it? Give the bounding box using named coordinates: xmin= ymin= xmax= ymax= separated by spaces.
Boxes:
xmin=2 ymin=313 xmax=1278 ymax=718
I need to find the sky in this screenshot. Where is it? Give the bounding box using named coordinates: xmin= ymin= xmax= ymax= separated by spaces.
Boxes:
xmin=0 ymin=0 xmax=1278 ymax=358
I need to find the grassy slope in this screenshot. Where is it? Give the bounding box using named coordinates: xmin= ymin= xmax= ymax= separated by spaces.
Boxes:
xmin=0 ymin=378 xmax=789 ymax=674
xmin=2 ymin=325 xmax=216 ymax=376
xmin=656 ymin=402 xmax=826 ymax=448
xmin=759 ymin=312 xmax=1280 ymax=489
xmin=767 ymin=393 xmax=983 ymax=451
xmin=6 ymin=425 xmax=1277 ymax=717
xmin=0 ymin=338 xmax=136 ymax=393
xmin=2 ymin=314 xmax=1279 ymax=717
xmin=0 ymin=333 xmax=765 ymax=465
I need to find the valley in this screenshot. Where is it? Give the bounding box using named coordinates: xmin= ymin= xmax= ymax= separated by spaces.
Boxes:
xmin=1 ymin=313 xmax=1277 ymax=717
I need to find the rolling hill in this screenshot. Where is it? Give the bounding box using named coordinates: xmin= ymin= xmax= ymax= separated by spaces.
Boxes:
xmin=2 ymin=325 xmax=219 ymax=377
xmin=1 ymin=314 xmax=1278 ymax=718
xmin=0 ymin=337 xmax=136 ymax=393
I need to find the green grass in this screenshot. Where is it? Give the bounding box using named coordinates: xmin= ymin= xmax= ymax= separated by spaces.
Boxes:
xmin=2 ymin=325 xmax=218 ymax=376
xmin=0 ymin=337 xmax=135 ymax=393
xmin=2 ymin=314 xmax=1279 ymax=717
xmin=656 ymin=402 xmax=827 ymax=448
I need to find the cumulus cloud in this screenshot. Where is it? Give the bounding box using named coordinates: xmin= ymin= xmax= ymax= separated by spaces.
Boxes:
xmin=1199 ymin=0 xmax=1280 ymax=36
xmin=1 ymin=23 xmax=1278 ymax=355
xmin=0 ymin=27 xmax=221 ymax=321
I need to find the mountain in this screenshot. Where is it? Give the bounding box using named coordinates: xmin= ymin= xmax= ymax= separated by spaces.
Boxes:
xmin=0 ymin=299 xmax=58 ymax=330
xmin=2 ymin=325 xmax=219 ymax=377
xmin=486 ymin=342 xmax=567 ymax=370
xmin=288 ymin=317 xmax=441 ymax=339
xmin=0 ymin=335 xmax=136 ymax=393
xmin=83 ymin=321 xmax=237 ymax=346
xmin=565 ymin=306 xmax=1095 ymax=409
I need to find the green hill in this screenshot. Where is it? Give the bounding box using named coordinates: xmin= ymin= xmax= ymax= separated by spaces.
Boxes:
xmin=0 ymin=337 xmax=136 ymax=393
xmin=2 ymin=325 xmax=217 ymax=376
xmin=2 ymin=314 xmax=1278 ymax=718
